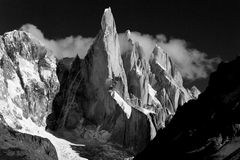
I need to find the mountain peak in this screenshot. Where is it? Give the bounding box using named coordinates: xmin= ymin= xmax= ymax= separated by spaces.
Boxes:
xmin=101 ymin=7 xmax=116 ymax=34
xmin=152 ymin=45 xmax=165 ymax=57
xmin=126 ymin=30 xmax=131 ymax=39
xmin=151 ymin=45 xmax=168 ymax=70
xmin=0 ymin=8 xmax=204 ymax=160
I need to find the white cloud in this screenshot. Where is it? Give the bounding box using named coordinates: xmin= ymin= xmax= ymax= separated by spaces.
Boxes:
xmin=20 ymin=24 xmax=94 ymax=58
xmin=20 ymin=24 xmax=221 ymax=80
xmin=159 ymin=38 xmax=221 ymax=80
xmin=120 ymin=32 xmax=221 ymax=80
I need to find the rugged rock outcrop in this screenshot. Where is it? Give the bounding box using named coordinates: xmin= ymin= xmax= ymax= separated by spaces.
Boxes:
xmin=50 ymin=8 xmax=150 ymax=154
xmin=0 ymin=7 xmax=203 ymax=160
xmin=0 ymin=30 xmax=60 ymax=159
xmin=134 ymin=57 xmax=240 ymax=160
xmin=49 ymin=7 xmax=199 ymax=157
xmin=148 ymin=45 xmax=196 ymax=129
xmin=121 ymin=35 xmax=150 ymax=107
xmin=0 ymin=30 xmax=59 ymax=129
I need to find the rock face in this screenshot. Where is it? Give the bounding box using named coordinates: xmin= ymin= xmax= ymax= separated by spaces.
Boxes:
xmin=0 ymin=7 xmax=201 ymax=160
xmin=49 ymin=7 xmax=198 ymax=156
xmin=0 ymin=30 xmax=59 ymax=159
xmin=0 ymin=30 xmax=59 ymax=128
xmin=134 ymin=57 xmax=240 ymax=160
xmin=148 ymin=45 xmax=195 ymax=129
xmin=121 ymin=37 xmax=149 ymax=106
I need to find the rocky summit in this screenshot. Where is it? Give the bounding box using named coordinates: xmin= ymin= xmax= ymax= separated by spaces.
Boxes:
xmin=47 ymin=8 xmax=199 ymax=159
xmin=0 ymin=8 xmax=201 ymax=160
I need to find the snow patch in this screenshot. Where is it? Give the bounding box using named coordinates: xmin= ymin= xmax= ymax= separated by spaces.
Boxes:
xmin=19 ymin=123 xmax=86 ymax=160
xmin=110 ymin=90 xmax=132 ymax=119
xmin=40 ymin=69 xmax=52 ymax=80
xmin=17 ymin=56 xmax=43 ymax=86
xmin=136 ymin=106 xmax=156 ymax=115
xmin=110 ymin=90 xmax=156 ymax=140
xmin=156 ymin=61 xmax=166 ymax=71
xmin=110 ymin=87 xmax=156 ymax=117
xmin=7 ymin=78 xmax=24 ymax=99
xmin=135 ymin=66 xmax=142 ymax=76
xmin=148 ymin=83 xmax=162 ymax=108
xmin=0 ymin=86 xmax=86 ymax=160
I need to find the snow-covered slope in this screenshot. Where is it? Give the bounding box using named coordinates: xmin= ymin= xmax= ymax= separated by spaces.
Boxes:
xmin=110 ymin=90 xmax=132 ymax=119
xmin=0 ymin=30 xmax=86 ymax=160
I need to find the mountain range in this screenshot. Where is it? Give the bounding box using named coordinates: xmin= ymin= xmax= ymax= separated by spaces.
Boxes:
xmin=0 ymin=7 xmax=239 ymax=160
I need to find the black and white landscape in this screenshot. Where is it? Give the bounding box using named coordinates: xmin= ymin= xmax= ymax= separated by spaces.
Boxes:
xmin=0 ymin=1 xmax=240 ymax=160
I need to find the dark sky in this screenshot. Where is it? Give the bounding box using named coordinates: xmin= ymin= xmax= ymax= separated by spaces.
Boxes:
xmin=0 ymin=0 xmax=240 ymax=91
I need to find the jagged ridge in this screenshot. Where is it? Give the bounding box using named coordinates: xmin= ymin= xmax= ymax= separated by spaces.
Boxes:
xmin=134 ymin=57 xmax=240 ymax=160
xmin=48 ymin=7 xmax=199 ymax=159
xmin=0 ymin=7 xmax=201 ymax=160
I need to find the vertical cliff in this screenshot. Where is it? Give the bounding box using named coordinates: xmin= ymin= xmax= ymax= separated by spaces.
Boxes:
xmin=49 ymin=8 xmax=199 ymax=157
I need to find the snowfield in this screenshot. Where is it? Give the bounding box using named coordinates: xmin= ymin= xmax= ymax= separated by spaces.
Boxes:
xmin=19 ymin=120 xmax=87 ymax=160
xmin=0 ymin=98 xmax=86 ymax=160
